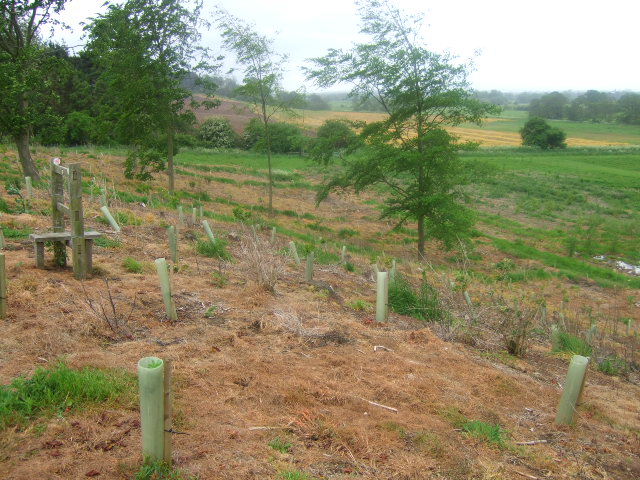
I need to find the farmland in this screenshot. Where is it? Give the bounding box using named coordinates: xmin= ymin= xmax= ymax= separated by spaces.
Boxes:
xmin=0 ymin=140 xmax=638 ymax=479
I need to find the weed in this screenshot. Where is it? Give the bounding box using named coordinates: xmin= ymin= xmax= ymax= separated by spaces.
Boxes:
xmin=134 ymin=461 xmax=198 ymax=480
xmin=196 ymin=238 xmax=232 ymax=260
xmin=461 ymin=420 xmax=508 ymax=449
xmin=338 ymin=228 xmax=358 ymax=238
xmin=232 ymin=206 xmax=252 ymax=221
xmin=1 ymin=224 xmax=32 ymax=238
xmin=344 ymin=261 xmax=355 ymax=272
xmin=204 ymin=306 xmax=219 ymax=318
xmin=495 ymin=258 xmax=516 ymax=271
xmin=123 ymin=257 xmax=143 ymax=273
xmin=553 ymin=331 xmax=593 ymax=356
xmin=388 ymin=274 xmax=444 ymax=321
xmin=268 ymin=436 xmax=293 ymax=453
xmin=0 ymin=362 xmax=134 ymax=430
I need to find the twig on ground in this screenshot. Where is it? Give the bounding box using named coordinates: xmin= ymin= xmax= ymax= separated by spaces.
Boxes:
xmin=515 ymin=440 xmax=548 ymax=446
xmin=357 ymin=396 xmax=398 ymax=413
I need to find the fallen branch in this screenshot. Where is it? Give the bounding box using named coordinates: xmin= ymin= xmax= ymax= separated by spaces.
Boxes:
xmin=514 ymin=470 xmax=538 ymax=480
xmin=515 ymin=440 xmax=548 ymax=446
xmin=358 ymin=397 xmax=398 ymax=413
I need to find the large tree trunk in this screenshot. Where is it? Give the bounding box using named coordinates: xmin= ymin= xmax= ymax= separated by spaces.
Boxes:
xmin=13 ymin=130 xmax=40 ymax=181
xmin=167 ymin=125 xmax=175 ymax=192
xmin=417 ymin=214 xmax=426 ymax=258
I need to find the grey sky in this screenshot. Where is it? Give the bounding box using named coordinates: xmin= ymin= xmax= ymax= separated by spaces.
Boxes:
xmin=54 ymin=0 xmax=640 ymax=93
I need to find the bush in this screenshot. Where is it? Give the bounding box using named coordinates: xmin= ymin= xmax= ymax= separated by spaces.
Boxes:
xmin=520 ymin=117 xmax=567 ymax=149
xmin=196 ymin=238 xmax=232 ymax=260
xmin=198 ymin=117 xmax=238 ymax=148
xmin=242 ymin=118 xmax=306 ymax=153
xmin=388 ymin=274 xmax=443 ymax=321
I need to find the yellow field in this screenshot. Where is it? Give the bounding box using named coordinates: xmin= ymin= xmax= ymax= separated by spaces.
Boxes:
xmin=285 ymin=109 xmax=628 ymax=147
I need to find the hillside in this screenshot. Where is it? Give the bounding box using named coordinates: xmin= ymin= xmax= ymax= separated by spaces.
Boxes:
xmin=0 ymin=145 xmax=638 ymax=480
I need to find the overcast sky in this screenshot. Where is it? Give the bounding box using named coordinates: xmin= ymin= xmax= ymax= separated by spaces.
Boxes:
xmin=53 ymin=0 xmax=640 ymax=93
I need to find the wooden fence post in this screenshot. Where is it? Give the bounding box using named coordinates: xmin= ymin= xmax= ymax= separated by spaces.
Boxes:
xmin=69 ymin=164 xmax=87 ymax=279
xmin=51 ymin=161 xmax=66 ymax=267
xmin=0 ymin=253 xmax=7 ymax=319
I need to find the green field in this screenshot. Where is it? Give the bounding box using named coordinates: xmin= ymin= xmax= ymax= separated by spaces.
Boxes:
xmin=469 ymin=110 xmax=640 ymax=144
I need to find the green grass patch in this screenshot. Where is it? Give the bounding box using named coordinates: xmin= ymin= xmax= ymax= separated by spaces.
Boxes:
xmin=196 ymin=238 xmax=232 ymax=260
xmin=94 ymin=236 xmax=123 ymax=248
xmin=279 ymin=471 xmax=316 ymax=480
xmin=268 ymin=436 xmax=293 ymax=453
xmin=1 ymin=224 xmax=32 ymax=238
xmin=0 ymin=362 xmax=135 ymax=430
xmin=597 ymin=355 xmax=629 ymax=376
xmin=134 ymin=461 xmax=197 ymax=480
xmin=123 ymin=257 xmax=143 ymax=274
xmin=388 ymin=274 xmax=444 ymax=321
xmin=461 ymin=420 xmax=509 ymax=449
xmin=553 ymin=331 xmax=593 ymax=356
xmin=349 ymin=299 xmax=372 ymax=311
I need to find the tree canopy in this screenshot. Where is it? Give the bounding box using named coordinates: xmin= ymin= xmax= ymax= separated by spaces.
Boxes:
xmin=520 ymin=117 xmax=567 ymax=149
xmin=306 ymin=0 xmax=498 ymax=255
xmin=0 ymin=0 xmax=70 ymax=180
xmin=86 ymin=0 xmax=218 ymax=187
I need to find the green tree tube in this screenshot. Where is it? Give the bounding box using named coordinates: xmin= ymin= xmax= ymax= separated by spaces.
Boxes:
xmin=202 ymin=220 xmax=215 ymax=242
xmin=155 ymin=258 xmax=177 ymax=321
xmin=198 ymin=205 xmax=203 ymax=218
xmin=138 ymin=357 xmax=165 ymax=462
xmin=270 ymin=227 xmax=276 ymax=243
xmin=463 ymin=290 xmax=472 ymax=307
xmin=167 ymin=226 xmax=178 ymax=264
xmin=100 ymin=206 xmax=121 ymax=233
xmin=341 ymin=245 xmax=347 ymax=263
xmin=555 ymin=355 xmax=589 ymax=425
xmin=550 ymin=324 xmax=561 ymax=351
xmin=288 ymin=241 xmax=301 ymax=265
xmin=0 ymin=230 xmax=4 ymax=249
xmin=178 ymin=206 xmax=185 ymax=226
xmin=191 ymin=207 xmax=197 ymax=225
xmin=24 ymin=176 xmax=33 ymax=198
xmin=305 ymin=252 xmax=314 ymax=282
xmin=100 ymin=189 xmax=108 ymax=207
xmin=390 ymin=259 xmax=397 ymax=282
xmin=376 ymin=271 xmax=389 ymax=322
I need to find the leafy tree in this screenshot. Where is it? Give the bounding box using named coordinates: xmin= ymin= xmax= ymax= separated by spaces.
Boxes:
xmin=520 ymin=117 xmax=566 ymax=149
xmin=529 ymin=92 xmax=567 ymax=119
xmin=198 ymin=117 xmax=237 ymax=148
xmin=617 ymin=93 xmax=640 ymax=125
xmin=306 ymin=0 xmax=498 ymax=255
xmin=86 ymin=0 xmax=218 ymax=186
xmin=309 ymin=119 xmax=361 ymax=165
xmin=566 ymin=90 xmax=615 ymax=122
xmin=305 ymin=93 xmax=331 ymax=111
xmin=0 ymin=1 xmax=69 ymax=180
xmin=216 ymin=8 xmax=302 ymax=215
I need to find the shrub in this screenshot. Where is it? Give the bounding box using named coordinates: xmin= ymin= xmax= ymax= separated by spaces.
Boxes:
xmin=0 ymin=362 xmax=134 ymax=430
xmin=123 ymin=257 xmax=143 ymax=273
xmin=210 ymin=271 xmax=229 ymax=287
xmin=196 ymin=238 xmax=232 ymax=260
xmin=496 ymin=299 xmax=537 ymax=357
xmin=388 ymin=274 xmax=443 ymax=321
xmin=520 ymin=117 xmax=567 ymax=149
xmin=242 ymin=118 xmax=306 ymax=153
xmin=198 ymin=117 xmax=238 ymax=148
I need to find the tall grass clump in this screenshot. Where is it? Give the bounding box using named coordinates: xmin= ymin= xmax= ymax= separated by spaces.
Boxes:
xmin=461 ymin=420 xmax=509 ymax=449
xmin=0 ymin=362 xmax=134 ymax=430
xmin=388 ymin=274 xmax=444 ymax=321
xmin=553 ymin=331 xmax=593 ymax=356
xmin=196 ymin=238 xmax=232 ymax=260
